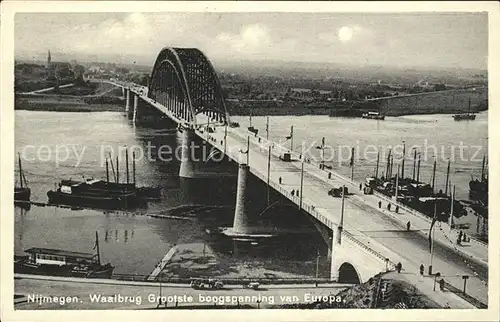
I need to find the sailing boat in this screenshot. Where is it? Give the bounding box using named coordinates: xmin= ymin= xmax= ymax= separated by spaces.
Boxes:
xmin=15 ymin=153 xmax=31 ymax=202
xmin=453 ymin=98 xmax=476 ymax=121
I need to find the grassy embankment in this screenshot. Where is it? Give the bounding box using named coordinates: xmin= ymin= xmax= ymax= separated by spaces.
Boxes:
xmin=15 ymin=82 xmax=125 ymax=112
xmin=229 ymin=87 xmax=488 ymax=117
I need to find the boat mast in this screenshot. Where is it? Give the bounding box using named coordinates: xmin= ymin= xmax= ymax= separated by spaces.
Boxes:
xmin=18 ymin=153 xmax=23 ymax=188
xmin=444 ymin=159 xmax=450 ymax=196
xmin=401 ymin=141 xmax=405 ymax=179
xmin=412 ymin=149 xmax=417 ymax=181
xmin=385 ymin=149 xmax=391 ymax=179
xmin=126 ymin=148 xmax=129 ymax=185
xmin=109 ymin=154 xmax=117 ymax=182
xmin=105 ymin=158 xmax=109 ymax=183
xmin=431 ymin=158 xmax=437 ymax=193
xmin=95 ymin=231 xmax=101 ymax=265
xmin=116 ymin=156 xmax=119 ymax=184
xmin=375 ymin=151 xmax=380 ymax=179
xmin=416 ymin=153 xmax=421 ymax=183
xmin=132 ymin=151 xmax=136 ymax=187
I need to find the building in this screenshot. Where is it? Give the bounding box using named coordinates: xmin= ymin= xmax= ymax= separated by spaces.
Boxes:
xmin=46 ymin=50 xmax=74 ymax=80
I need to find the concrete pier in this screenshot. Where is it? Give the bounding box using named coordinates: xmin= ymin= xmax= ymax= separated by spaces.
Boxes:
xmin=132 ymin=93 xmax=139 ymax=122
xmin=179 ymin=128 xmax=196 ymax=178
xmin=232 ymin=164 xmax=251 ymax=234
xmin=125 ymin=88 xmax=130 ymax=112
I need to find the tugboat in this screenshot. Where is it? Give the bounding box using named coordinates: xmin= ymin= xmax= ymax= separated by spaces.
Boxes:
xmin=361 ymin=111 xmax=385 ymax=120
xmin=14 ymin=153 xmax=31 ymax=202
xmin=47 ymin=151 xmax=158 ymax=209
xmin=453 ymin=98 xmax=476 ymax=121
xmin=15 ymin=231 xmax=114 ymax=278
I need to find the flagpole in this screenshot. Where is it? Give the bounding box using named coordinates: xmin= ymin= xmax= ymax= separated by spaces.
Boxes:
xmin=338 ymin=185 xmax=345 ymax=245
xmin=350 ymin=147 xmax=354 ymax=181
xmin=429 ymin=203 xmax=437 ymax=275
xmin=290 ymin=125 xmax=294 ymax=152
xmin=395 ymin=164 xmax=400 ymax=201
xmin=450 ymin=185 xmax=455 ymax=233
xmin=246 ymin=136 xmax=250 ymax=165
xmin=266 ymin=116 xmax=269 ymax=141
xmin=321 ymin=137 xmax=325 ymax=169
xmin=299 ymin=157 xmax=304 ymax=210
xmin=267 ymin=145 xmax=271 ymax=206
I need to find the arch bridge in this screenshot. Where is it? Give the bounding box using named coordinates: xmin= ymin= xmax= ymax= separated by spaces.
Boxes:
xmin=102 ymin=47 xmax=487 ymax=304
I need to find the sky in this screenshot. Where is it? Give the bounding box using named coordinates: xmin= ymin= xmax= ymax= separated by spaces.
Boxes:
xmin=14 ymin=12 xmax=488 ymax=69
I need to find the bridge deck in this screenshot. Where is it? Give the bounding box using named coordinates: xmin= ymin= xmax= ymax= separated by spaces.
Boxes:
xmin=121 ymin=83 xmax=488 ymax=306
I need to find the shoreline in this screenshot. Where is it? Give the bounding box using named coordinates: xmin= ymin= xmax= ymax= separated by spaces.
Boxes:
xmin=14 ymin=90 xmax=488 ymax=117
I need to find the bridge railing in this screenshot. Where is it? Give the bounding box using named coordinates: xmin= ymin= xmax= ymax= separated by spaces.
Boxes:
xmin=241 ymin=129 xmax=487 ymax=250
xmin=233 ymin=142 xmax=398 ymax=270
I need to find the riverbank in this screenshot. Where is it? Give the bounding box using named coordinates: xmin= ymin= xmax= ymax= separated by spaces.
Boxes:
xmin=228 ymin=87 xmax=488 ymax=117
xmin=15 ymin=93 xmax=125 ymax=112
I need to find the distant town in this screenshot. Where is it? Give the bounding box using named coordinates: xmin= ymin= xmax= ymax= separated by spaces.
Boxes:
xmin=14 ymin=51 xmax=488 ymax=116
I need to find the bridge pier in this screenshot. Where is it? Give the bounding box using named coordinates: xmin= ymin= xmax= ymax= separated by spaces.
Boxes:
xmin=179 ymin=128 xmax=196 ymax=178
xmin=132 ymin=93 xmax=139 ymax=123
xmin=232 ymin=164 xmax=251 ymax=234
xmin=125 ymin=88 xmax=131 ymax=113
xmin=330 ymin=228 xmax=340 ymax=281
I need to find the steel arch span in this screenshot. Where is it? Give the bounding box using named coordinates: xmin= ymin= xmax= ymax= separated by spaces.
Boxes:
xmin=148 ymin=47 xmax=230 ymax=127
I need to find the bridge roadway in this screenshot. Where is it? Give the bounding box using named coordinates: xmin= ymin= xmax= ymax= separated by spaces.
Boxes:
xmin=116 ymin=82 xmax=488 ymax=306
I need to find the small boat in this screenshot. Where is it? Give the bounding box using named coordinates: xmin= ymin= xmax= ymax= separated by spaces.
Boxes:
xmin=361 ymin=111 xmax=385 ymax=120
xmin=15 ymin=153 xmax=31 ymax=203
xmin=453 ymin=98 xmax=476 ymax=121
xmin=453 ymin=113 xmax=476 ymax=121
xmin=15 ymin=231 xmax=114 ymax=278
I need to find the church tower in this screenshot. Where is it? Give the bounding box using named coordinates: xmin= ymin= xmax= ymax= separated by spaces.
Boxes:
xmin=47 ymin=50 xmax=54 ymax=79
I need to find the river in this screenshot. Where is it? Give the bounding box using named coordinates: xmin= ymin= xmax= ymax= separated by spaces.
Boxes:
xmin=14 ymin=110 xmax=488 ymax=276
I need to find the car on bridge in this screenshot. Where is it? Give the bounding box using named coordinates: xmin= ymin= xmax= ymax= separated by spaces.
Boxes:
xmin=328 ymin=186 xmax=348 ymax=197
xmin=190 ymin=278 xmax=224 ymax=290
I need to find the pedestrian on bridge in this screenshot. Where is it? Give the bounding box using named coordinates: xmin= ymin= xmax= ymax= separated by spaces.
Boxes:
xmin=291 ymin=189 xmax=295 ymax=197
xmin=396 ymin=262 xmax=402 ymax=273
xmin=378 ymin=201 xmax=382 ymax=209
xmin=419 ymin=264 xmax=424 ymax=276
xmin=359 ymin=183 xmax=362 ymax=191
xmin=279 ymin=177 xmax=282 ymax=184
xmin=296 ymin=190 xmax=299 ymax=198
xmin=395 ymin=205 xmax=399 ymax=213
xmin=406 ymin=221 xmax=411 ymax=231
xmin=387 ymin=203 xmax=391 ymax=211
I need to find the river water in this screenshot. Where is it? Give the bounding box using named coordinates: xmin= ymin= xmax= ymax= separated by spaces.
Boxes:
xmin=14 ymin=110 xmax=488 ymax=276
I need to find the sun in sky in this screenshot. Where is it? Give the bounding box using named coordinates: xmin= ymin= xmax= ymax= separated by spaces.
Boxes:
xmin=338 ymin=26 xmax=353 ymax=43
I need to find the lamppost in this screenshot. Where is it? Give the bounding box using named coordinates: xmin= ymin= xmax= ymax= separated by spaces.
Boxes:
xmin=316 ymin=137 xmax=326 ymax=169
xmin=315 ymin=249 xmax=320 ymax=279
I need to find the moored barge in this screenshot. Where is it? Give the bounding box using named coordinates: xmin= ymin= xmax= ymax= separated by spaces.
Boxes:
xmin=15 ymin=232 xmax=114 ymax=278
